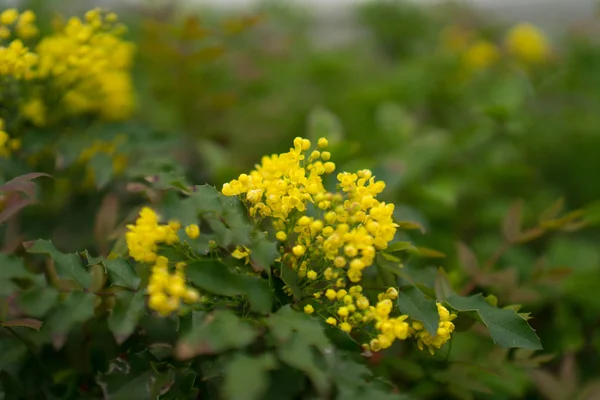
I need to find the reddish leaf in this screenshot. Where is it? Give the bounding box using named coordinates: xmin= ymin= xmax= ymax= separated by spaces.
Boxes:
xmin=515 ymin=227 xmax=546 ymax=244
xmin=539 ymin=198 xmax=564 ymax=222
xmin=1 ymin=318 xmax=43 ymax=331
xmin=0 ymin=196 xmax=35 ymax=224
xmin=456 ymin=242 xmax=479 ymax=275
xmin=503 ymin=200 xmax=523 ymax=241
xmin=95 ymin=194 xmax=120 ymax=255
xmin=0 ymin=173 xmax=52 ymax=197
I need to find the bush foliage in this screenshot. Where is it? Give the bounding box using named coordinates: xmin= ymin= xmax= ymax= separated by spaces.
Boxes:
xmin=1 ymin=1 xmax=600 ymax=399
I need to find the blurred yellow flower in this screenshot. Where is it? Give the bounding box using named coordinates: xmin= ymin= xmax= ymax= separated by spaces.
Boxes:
xmin=21 ymin=98 xmax=47 ymax=126
xmin=462 ymin=39 xmax=500 ymax=71
xmin=505 ymin=23 xmax=551 ymax=65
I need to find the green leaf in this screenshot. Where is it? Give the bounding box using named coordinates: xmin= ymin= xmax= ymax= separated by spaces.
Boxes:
xmin=414 ymin=247 xmax=446 ymax=258
xmin=397 ymin=286 xmax=439 ymax=335
xmin=186 ymin=261 xmax=246 ymax=297
xmin=376 ymin=102 xmax=415 ymax=142
xmin=224 ymin=353 xmax=277 ymax=400
xmin=385 ymin=241 xmax=418 ymax=253
xmin=89 ymin=153 xmax=114 ymax=189
xmin=280 ymin=264 xmax=303 ymax=300
xmin=0 ymin=254 xmax=37 ymax=296
xmin=103 ymin=258 xmax=141 ymax=290
xmin=98 ymin=353 xmax=170 ymax=400
xmin=380 ymin=252 xmax=401 ymax=263
xmin=176 ymin=310 xmax=256 ymax=359
xmin=267 ymin=306 xmax=331 ymax=394
xmin=17 ymin=287 xmax=59 ymax=317
xmin=245 ymin=276 xmax=273 ymax=315
xmin=434 ymin=268 xmax=455 ymax=302
xmin=307 ymin=106 xmax=344 ymax=145
xmin=186 ymin=261 xmax=272 ymax=314
xmin=444 ymin=294 xmax=542 ymax=350
xmin=248 ymin=231 xmax=278 ymax=275
xmin=108 ymin=291 xmax=146 ymax=344
xmin=45 ymin=291 xmax=95 ymax=341
xmin=24 ymin=240 xmax=91 ymax=288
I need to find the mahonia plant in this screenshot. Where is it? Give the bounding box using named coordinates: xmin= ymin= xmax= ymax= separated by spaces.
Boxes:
xmin=0 ymin=7 xmax=135 ymax=184
xmin=126 ymin=137 xmax=524 ymax=355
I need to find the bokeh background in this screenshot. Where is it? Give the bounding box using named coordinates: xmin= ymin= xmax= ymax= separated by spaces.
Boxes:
xmin=4 ymin=0 xmax=600 ymax=398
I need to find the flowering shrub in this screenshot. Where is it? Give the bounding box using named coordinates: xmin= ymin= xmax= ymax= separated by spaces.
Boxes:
xmin=1 ymin=2 xmax=600 ymax=399
xmin=0 ymin=137 xmax=543 ymax=398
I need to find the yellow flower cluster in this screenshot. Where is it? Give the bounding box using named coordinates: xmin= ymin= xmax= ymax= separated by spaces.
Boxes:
xmin=0 ymin=38 xmax=37 ymax=79
xmin=221 ymin=137 xmax=456 ymax=353
xmin=222 ymin=137 xmax=334 ymax=219
xmin=126 ymin=208 xmax=203 ymax=314
xmin=147 ymin=256 xmax=200 ymax=316
xmin=0 ymin=118 xmax=21 ymax=158
xmin=0 ymin=9 xmax=38 ymax=40
xmin=35 ymin=8 xmax=135 ymax=122
xmin=412 ymin=303 xmax=457 ymax=354
xmin=126 ymin=207 xmax=180 ymax=263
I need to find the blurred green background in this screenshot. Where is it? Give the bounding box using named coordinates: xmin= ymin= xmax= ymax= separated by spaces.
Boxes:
xmin=11 ymin=0 xmax=600 ymax=398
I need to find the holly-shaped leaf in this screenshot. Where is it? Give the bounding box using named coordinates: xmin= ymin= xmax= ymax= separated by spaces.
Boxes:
xmin=24 ymin=240 xmax=91 ymax=288
xmin=224 ymin=353 xmax=277 ymax=400
xmin=108 ymin=290 xmax=146 ymax=344
xmin=444 ymin=294 xmax=542 ymax=350
xmin=176 ymin=310 xmax=256 ymax=359
xmin=397 ymin=285 xmax=439 ymax=335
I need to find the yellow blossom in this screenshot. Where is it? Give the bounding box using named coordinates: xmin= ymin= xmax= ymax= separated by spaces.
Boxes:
xmin=185 ymin=224 xmax=200 ymax=239
xmin=462 ymin=39 xmax=500 ymax=71
xmin=0 ymin=9 xmax=19 ymax=26
xmin=276 ymin=231 xmax=287 ymax=241
xmin=505 ymin=22 xmax=551 ymax=65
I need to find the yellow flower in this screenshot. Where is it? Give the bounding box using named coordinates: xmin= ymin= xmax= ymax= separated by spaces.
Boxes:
xmin=337 ymin=307 xmax=349 ymax=318
xmin=325 ymin=289 xmax=337 ymax=301
xmin=21 ymin=98 xmax=47 ymax=126
xmin=0 ymin=9 xmax=19 ymax=26
xmin=317 ymin=137 xmax=328 ymax=148
xmin=505 ymin=23 xmax=551 ymax=65
xmin=304 ymin=304 xmax=315 ymax=315
xmin=232 ymin=246 xmax=251 ymax=262
xmin=306 ymin=270 xmax=317 ymax=280
xmin=326 ymin=317 xmax=337 ymax=326
xmin=340 ymin=322 xmax=352 ymax=333
xmin=184 ymin=224 xmax=200 ymax=239
xmin=292 ymin=245 xmax=306 ymax=257
xmin=462 ymin=40 xmax=500 ymax=71
xmin=276 ymin=231 xmax=287 ymax=241
xmin=413 ymin=303 xmax=457 ymax=354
